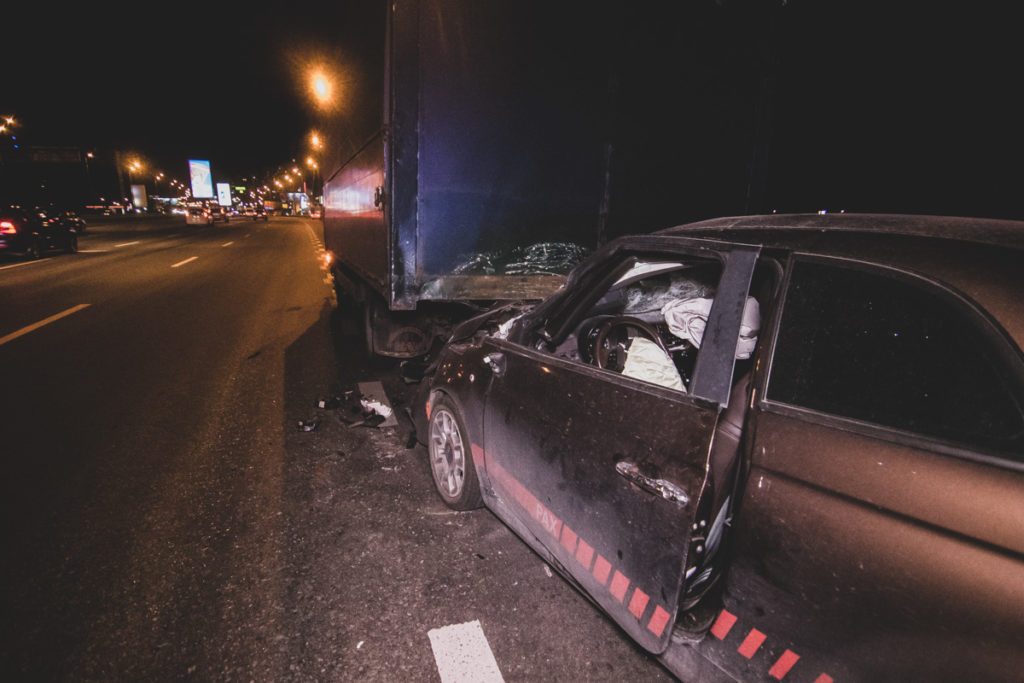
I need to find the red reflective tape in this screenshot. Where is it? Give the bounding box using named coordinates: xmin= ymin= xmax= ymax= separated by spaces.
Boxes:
xmin=425 ymin=402 xmax=432 ymax=420
xmin=592 ymin=555 xmax=612 ymax=585
xmin=560 ymin=525 xmax=578 ymax=554
xmin=737 ymin=629 xmax=767 ymax=659
xmin=532 ymin=501 xmax=562 ymax=539
xmin=769 ymin=650 xmax=801 ymax=680
xmin=575 ymin=539 xmax=594 ymax=570
xmin=647 ymin=605 xmax=671 ymax=637
xmin=470 ymin=443 xmax=484 ymax=468
xmin=628 ymin=588 xmax=650 ymax=619
xmin=814 ymin=675 xmax=834 ymax=683
xmin=710 ymin=609 xmax=738 ymax=640
xmin=609 ymin=570 xmax=630 ymax=603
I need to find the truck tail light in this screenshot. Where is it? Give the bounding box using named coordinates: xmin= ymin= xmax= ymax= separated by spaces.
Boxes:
xmin=0 ymin=220 xmax=17 ymax=234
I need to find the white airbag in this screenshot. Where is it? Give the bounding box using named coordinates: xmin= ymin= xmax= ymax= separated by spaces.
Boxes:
xmin=621 ymin=337 xmax=685 ymax=392
xmin=662 ymin=297 xmax=761 ymax=360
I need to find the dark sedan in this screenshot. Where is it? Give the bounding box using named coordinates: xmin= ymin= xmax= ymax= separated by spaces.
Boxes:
xmin=0 ymin=205 xmax=79 ymax=259
xmin=415 ymin=213 xmax=1024 ymax=683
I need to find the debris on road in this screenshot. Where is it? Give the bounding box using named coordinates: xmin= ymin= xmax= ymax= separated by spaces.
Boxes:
xmin=357 ymin=381 xmax=399 ymax=427
xmin=360 ymin=398 xmax=393 ymax=419
xmin=316 ymin=396 xmax=342 ymax=409
xmin=399 ymin=358 xmax=431 ymax=383
xmin=543 ymin=565 xmax=553 ymax=578
xmin=297 ymin=419 xmax=320 ymax=432
xmin=346 ymin=414 xmax=386 ymax=429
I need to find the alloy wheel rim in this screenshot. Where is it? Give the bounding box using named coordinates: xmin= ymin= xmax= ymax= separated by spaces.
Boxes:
xmin=429 ymin=409 xmax=465 ymax=497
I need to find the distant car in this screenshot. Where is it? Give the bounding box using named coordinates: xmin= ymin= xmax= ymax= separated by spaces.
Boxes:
xmin=415 ymin=213 xmax=1024 ymax=683
xmin=0 ymin=205 xmax=79 ymax=258
xmin=51 ymin=210 xmax=87 ymax=234
xmin=186 ymin=206 xmax=213 ymax=225
xmin=209 ymin=206 xmax=230 ymax=223
xmin=252 ymin=206 xmax=268 ymax=221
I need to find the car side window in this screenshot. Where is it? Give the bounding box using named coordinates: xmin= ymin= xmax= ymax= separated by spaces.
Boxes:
xmin=768 ymin=259 xmax=1024 ymax=455
xmin=537 ymin=256 xmax=736 ymax=394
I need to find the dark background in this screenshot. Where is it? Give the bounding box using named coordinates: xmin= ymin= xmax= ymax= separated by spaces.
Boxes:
xmin=2 ymin=1 xmax=1021 ymax=220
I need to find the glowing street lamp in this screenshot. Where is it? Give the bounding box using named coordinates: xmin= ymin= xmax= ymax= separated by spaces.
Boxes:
xmin=309 ymin=69 xmax=333 ymax=106
xmin=309 ymin=131 xmax=323 ymax=150
xmin=305 ymin=156 xmax=318 ymax=170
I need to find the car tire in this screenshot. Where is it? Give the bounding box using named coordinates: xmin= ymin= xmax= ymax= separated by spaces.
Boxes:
xmin=65 ymin=234 xmax=78 ymax=254
xmin=25 ymin=240 xmax=42 ymax=260
xmin=427 ymin=396 xmax=483 ymax=510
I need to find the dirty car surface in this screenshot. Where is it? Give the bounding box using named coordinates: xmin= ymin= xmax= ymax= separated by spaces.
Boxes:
xmin=415 ymin=214 xmax=1024 ymax=682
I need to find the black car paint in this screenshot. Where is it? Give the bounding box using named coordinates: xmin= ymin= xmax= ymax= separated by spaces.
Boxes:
xmin=418 ymin=216 xmax=1024 ymax=682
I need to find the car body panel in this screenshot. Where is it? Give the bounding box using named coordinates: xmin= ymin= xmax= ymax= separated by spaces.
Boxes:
xmin=418 ymin=214 xmax=1024 ymax=682
xmin=480 ymin=337 xmax=719 ymax=652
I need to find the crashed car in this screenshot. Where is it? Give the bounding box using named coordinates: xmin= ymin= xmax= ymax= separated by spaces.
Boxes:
xmin=415 ymin=213 xmax=1024 ymax=682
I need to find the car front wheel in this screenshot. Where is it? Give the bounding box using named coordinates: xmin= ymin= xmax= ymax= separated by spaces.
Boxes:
xmin=25 ymin=240 xmax=42 ymax=260
xmin=65 ymin=234 xmax=78 ymax=254
xmin=428 ymin=396 xmax=483 ymax=510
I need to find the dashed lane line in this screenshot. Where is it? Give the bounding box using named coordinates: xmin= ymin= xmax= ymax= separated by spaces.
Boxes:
xmin=0 ymin=304 xmax=92 ymax=347
xmin=221 ymin=241 xmax=234 ymax=247
xmin=171 ymin=256 xmax=199 ymax=268
xmin=428 ymin=621 xmax=505 ymax=683
xmin=0 ymin=258 xmax=52 ymax=271
xmin=78 ymin=249 xmax=110 ymax=253
xmin=114 ymin=241 xmax=140 ymax=247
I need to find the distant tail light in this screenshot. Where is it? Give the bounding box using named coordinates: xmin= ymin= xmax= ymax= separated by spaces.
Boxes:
xmin=0 ymin=220 xmax=17 ymax=234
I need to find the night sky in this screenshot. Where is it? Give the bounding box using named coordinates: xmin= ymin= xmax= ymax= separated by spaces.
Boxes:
xmin=2 ymin=2 xmax=365 ymax=180
xmin=3 ymin=1 xmax=1021 ymax=219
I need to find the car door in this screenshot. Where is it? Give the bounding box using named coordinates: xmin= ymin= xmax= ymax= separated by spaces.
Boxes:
xmin=700 ymin=255 xmax=1024 ymax=683
xmin=480 ymin=240 xmax=759 ymax=653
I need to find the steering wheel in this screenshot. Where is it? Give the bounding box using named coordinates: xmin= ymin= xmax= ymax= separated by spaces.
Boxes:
xmin=591 ymin=317 xmax=668 ymax=372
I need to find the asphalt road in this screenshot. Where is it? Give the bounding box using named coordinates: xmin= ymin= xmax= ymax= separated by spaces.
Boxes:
xmin=0 ymin=216 xmax=671 ymax=681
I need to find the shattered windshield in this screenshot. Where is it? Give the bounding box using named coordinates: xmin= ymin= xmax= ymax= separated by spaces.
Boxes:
xmin=452 ymin=242 xmax=588 ymax=276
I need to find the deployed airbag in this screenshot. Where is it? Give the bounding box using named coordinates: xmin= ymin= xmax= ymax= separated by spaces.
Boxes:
xmin=621 ymin=337 xmax=686 ymax=392
xmin=662 ymin=297 xmax=761 ymax=360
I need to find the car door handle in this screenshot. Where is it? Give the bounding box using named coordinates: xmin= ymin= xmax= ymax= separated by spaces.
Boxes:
xmin=615 ymin=460 xmax=689 ymax=507
xmin=483 ymin=352 xmax=506 ymax=377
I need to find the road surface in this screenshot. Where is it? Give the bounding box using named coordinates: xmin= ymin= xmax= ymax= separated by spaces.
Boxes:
xmin=0 ymin=216 xmax=671 ymax=681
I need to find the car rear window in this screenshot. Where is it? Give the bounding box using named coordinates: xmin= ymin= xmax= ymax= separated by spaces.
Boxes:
xmin=768 ymin=259 xmax=1024 ymax=456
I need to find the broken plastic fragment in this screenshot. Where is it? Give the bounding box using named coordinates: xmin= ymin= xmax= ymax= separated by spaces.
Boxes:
xmin=360 ymin=398 xmax=393 ymax=419
xmin=316 ymin=396 xmax=341 ymax=410
xmin=399 ymin=358 xmax=430 ymax=384
xmin=297 ymin=419 xmax=320 ymax=432
xmin=346 ymin=414 xmax=386 ymax=429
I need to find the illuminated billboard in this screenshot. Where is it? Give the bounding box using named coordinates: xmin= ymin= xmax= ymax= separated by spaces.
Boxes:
xmin=216 ymin=182 xmax=232 ymax=207
xmin=188 ymin=159 xmax=214 ymax=198
xmin=130 ymin=184 xmax=148 ymax=209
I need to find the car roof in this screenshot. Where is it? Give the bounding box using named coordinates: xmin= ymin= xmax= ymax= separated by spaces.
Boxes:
xmin=658 ymin=212 xmax=1024 ymax=251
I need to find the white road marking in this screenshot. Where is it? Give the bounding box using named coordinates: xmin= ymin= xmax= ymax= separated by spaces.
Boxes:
xmin=0 ymin=258 xmax=52 ymax=271
xmin=0 ymin=304 xmax=92 ymax=347
xmin=245 ymin=233 xmax=251 ymax=238
xmin=428 ymin=621 xmax=505 ymax=683
xmin=221 ymin=241 xmax=234 ymax=247
xmin=114 ymin=241 xmax=140 ymax=247
xmin=171 ymin=256 xmax=198 ymax=268
xmin=78 ymin=249 xmax=110 ymax=253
